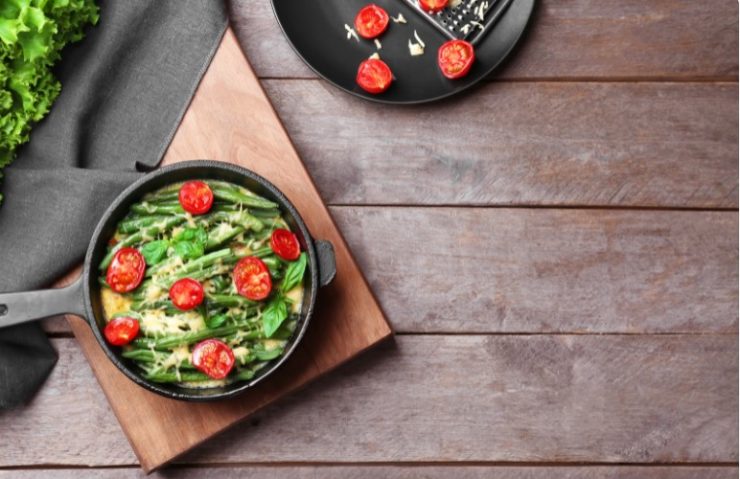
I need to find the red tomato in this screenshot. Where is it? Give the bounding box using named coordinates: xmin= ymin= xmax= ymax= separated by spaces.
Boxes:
xmin=104 ymin=316 xmax=140 ymax=346
xmin=233 ymin=256 xmax=272 ymax=301
xmin=169 ymin=278 xmax=205 ymax=311
xmin=354 ymin=4 xmax=389 ymax=39
xmin=178 ymin=180 xmax=214 ymax=215
xmin=420 ymin=0 xmax=448 ymax=13
xmin=438 ymin=39 xmax=475 ymax=79
xmin=356 ymin=58 xmax=393 ymax=94
xmin=106 ymin=247 xmax=146 ymax=293
xmin=191 ymin=339 xmax=235 ymax=379
xmin=270 ymin=228 xmax=301 ymax=261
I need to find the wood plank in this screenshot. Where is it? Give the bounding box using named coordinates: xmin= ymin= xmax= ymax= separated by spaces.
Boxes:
xmin=44 ymin=208 xmax=738 ymax=334
xmin=0 ymin=466 xmax=736 ymax=478
xmin=230 ymin=0 xmax=738 ymax=80
xmin=262 ymin=81 xmax=738 ymax=208
xmin=1 ymin=336 xmax=735 ymax=466
xmin=64 ymin=29 xmax=391 ymax=473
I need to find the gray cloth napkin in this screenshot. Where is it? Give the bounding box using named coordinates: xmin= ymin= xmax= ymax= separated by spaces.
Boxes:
xmin=0 ymin=0 xmax=227 ymax=409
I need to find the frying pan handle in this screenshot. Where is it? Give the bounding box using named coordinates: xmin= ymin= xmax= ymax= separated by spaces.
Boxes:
xmin=0 ymin=277 xmax=86 ymax=329
xmin=314 ymin=240 xmax=336 ymax=287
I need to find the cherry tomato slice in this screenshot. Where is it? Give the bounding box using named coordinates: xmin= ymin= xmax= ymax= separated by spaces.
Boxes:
xmin=191 ymin=339 xmax=235 ymax=379
xmin=178 ymin=180 xmax=214 ymax=215
xmin=437 ymin=39 xmax=475 ymax=79
xmin=270 ymin=229 xmax=301 ymax=261
xmin=419 ymin=0 xmax=448 ymax=13
xmin=233 ymin=256 xmax=272 ymax=301
xmin=169 ymin=278 xmax=205 ymax=311
xmin=104 ymin=316 xmax=140 ymax=346
xmin=356 ymin=58 xmax=393 ymax=94
xmin=354 ymin=4 xmax=389 ymax=39
xmin=106 ymin=247 xmax=146 ymax=293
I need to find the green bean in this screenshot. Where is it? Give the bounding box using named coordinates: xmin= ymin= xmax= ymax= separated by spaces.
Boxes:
xmin=132 ymin=322 xmax=262 ymax=350
xmin=208 ymin=182 xmax=278 ymax=210
xmin=141 ymin=189 xmax=179 ymax=203
xmin=122 ymin=349 xmax=195 ymax=369
xmin=144 ymin=367 xmax=256 ymax=384
xmin=118 ymin=215 xmax=173 ymax=234
xmin=206 ymin=294 xmax=255 ymax=309
xmin=146 ymin=248 xmax=231 ymax=278
xmin=131 ymin=203 xmax=185 ymax=215
xmin=206 ymin=225 xmax=244 ymax=251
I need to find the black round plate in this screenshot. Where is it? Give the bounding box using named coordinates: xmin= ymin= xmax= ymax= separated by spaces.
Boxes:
xmin=271 ymin=0 xmax=534 ymax=104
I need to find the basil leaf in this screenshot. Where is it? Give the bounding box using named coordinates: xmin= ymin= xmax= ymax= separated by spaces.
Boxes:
xmin=280 ymin=252 xmax=307 ymax=293
xmin=173 ymin=240 xmax=204 ymax=260
xmin=262 ymin=296 xmax=288 ymax=338
xmin=206 ymin=313 xmax=228 ymax=329
xmin=139 ymin=240 xmax=168 ymax=265
xmin=175 ymin=226 xmax=207 ymax=246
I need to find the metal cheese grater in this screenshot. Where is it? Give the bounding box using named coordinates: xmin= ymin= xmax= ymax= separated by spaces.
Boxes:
xmin=399 ymin=0 xmax=514 ymax=45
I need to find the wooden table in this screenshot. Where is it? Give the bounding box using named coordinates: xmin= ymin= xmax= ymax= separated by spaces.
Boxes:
xmin=1 ymin=0 xmax=737 ymax=477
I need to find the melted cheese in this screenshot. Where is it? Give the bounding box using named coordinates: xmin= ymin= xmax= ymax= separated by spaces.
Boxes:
xmin=139 ymin=310 xmax=205 ymax=336
xmin=101 ymin=288 xmax=133 ymax=321
xmin=286 ymin=286 xmax=304 ymax=314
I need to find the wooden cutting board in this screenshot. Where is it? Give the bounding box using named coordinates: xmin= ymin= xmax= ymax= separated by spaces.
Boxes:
xmin=64 ymin=27 xmax=392 ymax=473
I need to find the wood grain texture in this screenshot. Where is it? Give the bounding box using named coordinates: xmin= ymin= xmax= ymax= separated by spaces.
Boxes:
xmin=262 ymin=81 xmax=738 ymax=208
xmin=44 ymin=208 xmax=739 ymax=335
xmin=229 ymin=0 xmax=739 ymax=80
xmin=0 ymin=466 xmax=736 ymax=479
xmin=1 ymin=336 xmax=735 ymax=466
xmin=64 ymin=29 xmax=391 ymax=473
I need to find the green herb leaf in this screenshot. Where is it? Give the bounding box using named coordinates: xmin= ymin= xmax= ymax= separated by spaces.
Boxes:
xmin=262 ymin=296 xmax=288 ymax=338
xmin=0 ymin=0 xmax=99 ymax=204
xmin=280 ymin=252 xmax=307 ymax=293
xmin=139 ymin=240 xmax=168 ymax=265
xmin=173 ymin=240 xmax=204 ymax=260
xmin=206 ymin=313 xmax=228 ymax=329
xmin=174 ymin=226 xmax=207 ymax=245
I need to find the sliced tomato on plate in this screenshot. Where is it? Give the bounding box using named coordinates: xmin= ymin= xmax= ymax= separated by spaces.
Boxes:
xmin=106 ymin=247 xmax=146 ymax=293
xmin=104 ymin=316 xmax=140 ymax=346
xmin=354 ymin=4 xmax=389 ymax=39
xmin=419 ymin=0 xmax=448 ymax=13
xmin=233 ymin=256 xmax=272 ymax=301
xmin=356 ymin=58 xmax=393 ymax=94
xmin=438 ymin=39 xmax=475 ymax=79
xmin=169 ymin=278 xmax=205 ymax=311
xmin=270 ymin=228 xmax=301 ymax=261
xmin=191 ymin=339 xmax=235 ymax=379
xmin=178 ymin=180 xmax=214 ymax=215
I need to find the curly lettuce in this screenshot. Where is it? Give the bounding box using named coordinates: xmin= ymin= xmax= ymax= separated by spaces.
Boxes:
xmin=0 ymin=0 xmax=98 ymax=202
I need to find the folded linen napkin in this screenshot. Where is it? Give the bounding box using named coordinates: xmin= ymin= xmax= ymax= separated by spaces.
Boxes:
xmin=0 ymin=0 xmax=228 ymax=409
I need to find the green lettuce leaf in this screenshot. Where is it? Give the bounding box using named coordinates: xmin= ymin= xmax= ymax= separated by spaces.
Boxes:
xmin=0 ymin=0 xmax=98 ymax=203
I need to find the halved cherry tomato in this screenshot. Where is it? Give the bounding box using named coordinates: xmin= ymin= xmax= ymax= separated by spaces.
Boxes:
xmin=356 ymin=58 xmax=393 ymax=94
xmin=270 ymin=228 xmax=301 ymax=261
xmin=104 ymin=316 xmax=140 ymax=346
xmin=233 ymin=256 xmax=272 ymax=301
xmin=438 ymin=39 xmax=475 ymax=79
xmin=354 ymin=4 xmax=389 ymax=39
xmin=106 ymin=247 xmax=146 ymax=293
xmin=420 ymin=0 xmax=448 ymax=13
xmin=169 ymin=278 xmax=205 ymax=311
xmin=178 ymin=180 xmax=214 ymax=215
xmin=191 ymin=339 xmax=235 ymax=379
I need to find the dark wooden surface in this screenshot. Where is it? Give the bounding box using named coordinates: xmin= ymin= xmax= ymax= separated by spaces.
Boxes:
xmin=5 ymin=0 xmax=738 ymax=477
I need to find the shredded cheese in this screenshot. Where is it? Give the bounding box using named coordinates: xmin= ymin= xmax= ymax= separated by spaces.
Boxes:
xmin=408 ymin=30 xmax=426 ymax=56
xmin=391 ymin=13 xmax=407 ymax=23
xmin=369 ymin=52 xmax=381 ymax=60
xmin=344 ymin=24 xmax=359 ymax=41
xmin=374 ymin=38 xmax=382 ymax=50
